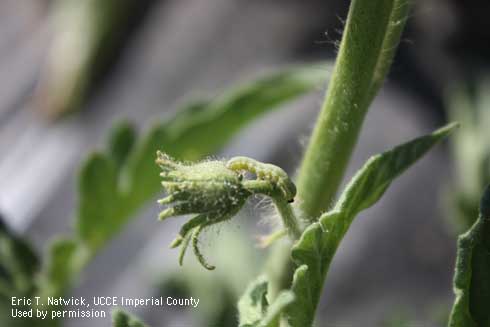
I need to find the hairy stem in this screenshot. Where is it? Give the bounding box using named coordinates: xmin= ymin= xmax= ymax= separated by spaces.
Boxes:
xmin=272 ymin=197 xmax=302 ymax=239
xmin=296 ymin=0 xmax=410 ymax=221
xmin=264 ymin=1 xmax=412 ymax=325
xmin=243 ymin=180 xmax=301 ymax=239
xmin=368 ymin=0 xmax=411 ymax=101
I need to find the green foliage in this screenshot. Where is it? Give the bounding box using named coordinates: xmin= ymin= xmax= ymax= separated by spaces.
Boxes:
xmin=78 ymin=153 xmax=122 ymax=250
xmin=447 ymin=82 xmax=490 ymax=231
xmin=238 ymin=276 xmax=269 ymax=326
xmin=0 ymin=217 xmax=39 ymax=297
xmin=0 ymin=0 xmax=465 ymax=324
xmin=108 ymin=121 xmax=137 ymax=168
xmin=0 ymin=216 xmax=55 ymax=327
xmin=36 ymin=65 xmax=323 ymax=297
xmin=448 ymin=185 xmax=490 ymax=327
xmin=3 ymin=0 xmax=459 ymax=325
xmin=286 ymin=123 xmax=457 ymax=327
xmin=0 ymin=66 xmax=323 ymax=327
xmin=123 ymin=65 xmax=326 ymax=208
xmin=238 ymin=276 xmax=294 ymax=327
xmin=37 ymin=239 xmax=82 ymax=300
xmin=112 ymin=309 xmax=148 ymax=327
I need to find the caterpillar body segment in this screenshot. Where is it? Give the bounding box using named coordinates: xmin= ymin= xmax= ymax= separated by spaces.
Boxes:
xmin=226 ymin=156 xmax=296 ymax=202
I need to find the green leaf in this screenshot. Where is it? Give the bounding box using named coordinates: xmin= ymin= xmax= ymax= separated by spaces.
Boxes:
xmin=0 ymin=216 xmax=51 ymax=327
xmin=166 ymin=66 xmax=326 ymax=157
xmin=448 ymin=185 xmax=490 ymax=327
xmin=37 ymin=239 xmax=84 ymax=299
xmin=77 ymin=153 xmax=121 ymax=251
xmin=258 ymin=291 xmax=295 ymax=327
xmin=122 ymin=65 xmax=327 ymax=207
xmin=112 ymin=309 xmax=149 ymax=327
xmin=287 ymin=123 xmax=457 ymax=327
xmin=239 ymin=276 xmax=269 ymax=326
xmin=78 ymin=65 xmax=326 ymax=251
xmin=0 ymin=216 xmax=39 ymax=297
xmin=108 ymin=120 xmax=137 ymax=168
xmin=239 ymin=275 xmax=295 ymax=327
xmin=30 ymin=239 xmax=81 ymax=327
xmin=447 ymin=83 xmax=490 ymax=232
xmin=36 ymin=65 xmax=325 ymax=306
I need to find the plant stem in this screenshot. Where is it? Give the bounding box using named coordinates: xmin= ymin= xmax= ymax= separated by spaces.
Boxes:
xmin=243 ymin=180 xmax=301 ymax=239
xmin=368 ymin=0 xmax=411 ymax=101
xmin=265 ymin=0 xmax=412 ymax=324
xmin=296 ymin=0 xmax=410 ymax=221
xmin=272 ymin=197 xmax=302 ymax=239
xmin=261 ymin=2 xmax=411 ymax=326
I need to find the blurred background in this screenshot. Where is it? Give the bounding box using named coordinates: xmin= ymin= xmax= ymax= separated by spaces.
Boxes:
xmin=0 ymin=0 xmax=489 ymax=326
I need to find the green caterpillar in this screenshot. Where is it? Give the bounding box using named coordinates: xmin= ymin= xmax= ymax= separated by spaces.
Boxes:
xmin=226 ymin=156 xmax=296 ymax=203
